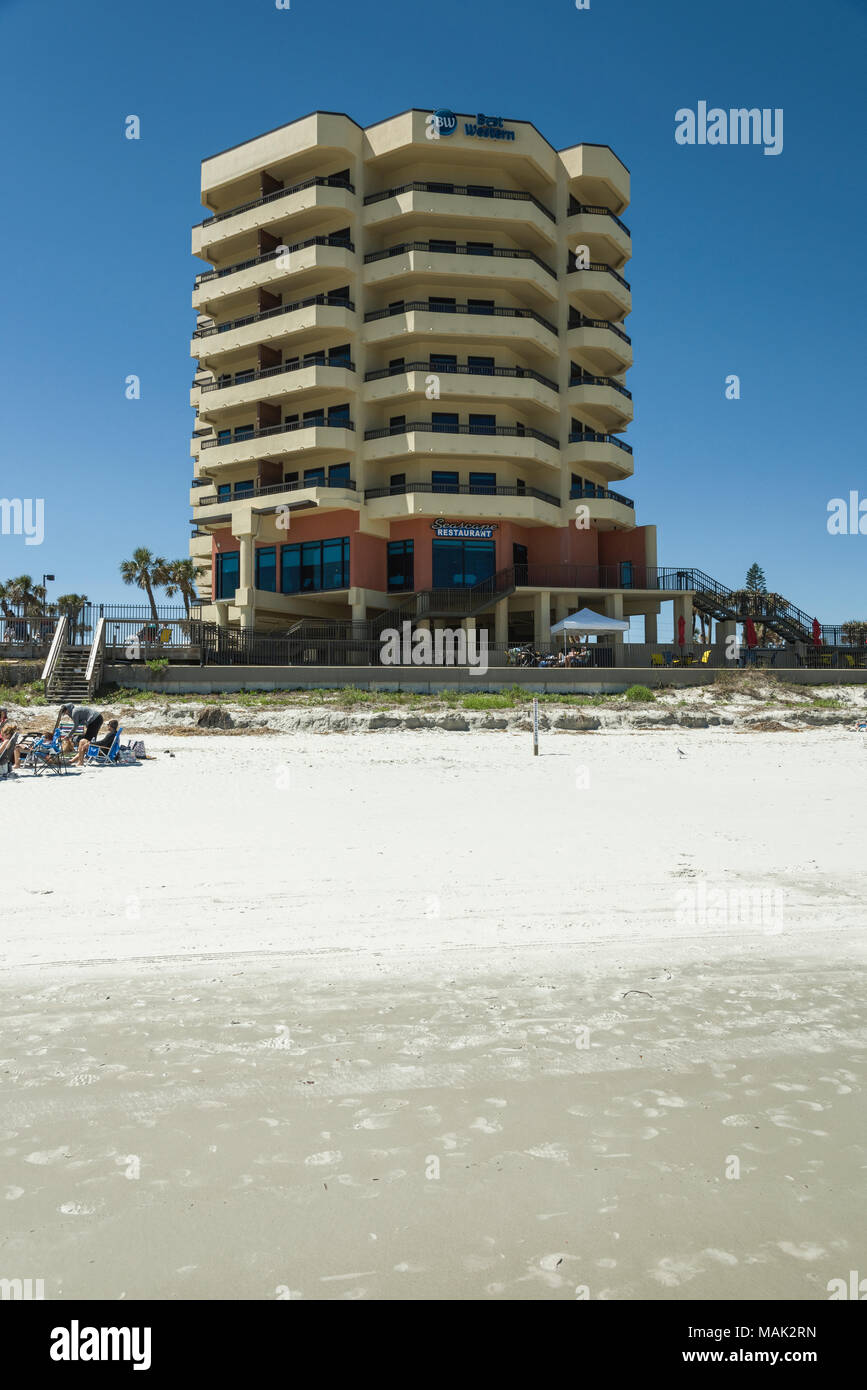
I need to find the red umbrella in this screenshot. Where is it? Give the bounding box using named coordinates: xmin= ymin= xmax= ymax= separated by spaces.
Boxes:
xmin=677 ymin=615 xmax=686 ymax=646
xmin=812 ymin=618 xmax=822 ymax=648
xmin=745 ymin=618 xmax=758 ymax=649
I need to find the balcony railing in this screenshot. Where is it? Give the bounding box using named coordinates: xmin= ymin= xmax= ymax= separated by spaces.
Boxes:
xmin=569 ymin=485 xmax=634 ymax=508
xmin=567 ymin=198 xmax=631 ymax=237
xmin=568 ymin=314 xmax=632 ymax=346
xmin=363 ymin=300 xmax=557 ymax=335
xmin=196 ymin=478 xmax=356 ymax=506
xmin=198 ymin=357 xmax=355 ymax=393
xmin=569 ymin=372 xmax=632 ymax=399
xmin=363 ymin=180 xmax=555 ymax=222
xmin=365 ymin=481 xmax=561 ymax=507
xmin=569 ymin=430 xmax=633 ymax=454
xmin=364 ymin=421 xmax=559 ymax=448
xmin=197 ymin=174 xmax=354 ymax=229
xmin=195 ymin=236 xmax=355 ymax=286
xmin=567 ymin=261 xmax=631 ymax=291
xmin=364 ymin=241 xmax=556 ymax=278
xmin=202 ymin=417 xmax=355 ymax=449
xmin=193 ymin=293 xmax=354 ymax=339
xmin=364 ymin=360 xmax=558 ymax=391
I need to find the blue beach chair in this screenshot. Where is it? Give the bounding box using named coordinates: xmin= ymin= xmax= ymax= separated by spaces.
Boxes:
xmin=85 ymin=726 xmax=123 ymax=767
xmin=25 ymin=728 xmax=71 ymax=776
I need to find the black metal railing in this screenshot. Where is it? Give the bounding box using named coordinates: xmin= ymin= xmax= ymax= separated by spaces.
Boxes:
xmin=363 ymin=180 xmax=555 ymax=222
xmin=195 ymin=236 xmax=355 ymax=286
xmin=567 ymin=198 xmax=631 ymax=236
xmin=198 ymin=357 xmax=355 ymax=393
xmin=197 ymin=174 xmax=354 ymax=230
xmin=196 ymin=478 xmax=356 ymax=506
xmin=569 ymin=314 xmax=632 ymax=346
xmin=569 ymin=485 xmax=634 ymax=507
xmin=364 ymin=360 xmax=558 ymax=391
xmin=569 ymin=372 xmax=632 ymax=399
xmin=364 ymin=421 xmax=559 ymax=448
xmin=568 ymin=260 xmax=631 ymax=290
xmin=193 ymin=293 xmax=354 ymax=339
xmin=364 ymin=482 xmax=560 ymax=506
xmin=202 ymin=417 xmax=355 ymax=450
xmin=569 ymin=430 xmax=633 ymax=454
xmin=363 ymin=300 xmax=557 ymax=335
xmin=364 ymin=240 xmax=556 ymax=278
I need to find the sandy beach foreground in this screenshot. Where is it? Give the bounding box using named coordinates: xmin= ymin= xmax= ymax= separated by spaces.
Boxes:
xmin=1 ymin=729 xmax=865 ymax=1300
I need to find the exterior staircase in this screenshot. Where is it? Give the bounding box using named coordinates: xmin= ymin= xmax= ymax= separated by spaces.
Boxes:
xmin=46 ymin=647 xmax=93 ymax=703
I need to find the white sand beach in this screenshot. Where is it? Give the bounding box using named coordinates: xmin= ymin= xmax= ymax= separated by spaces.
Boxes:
xmin=1 ymin=728 xmax=865 ymax=1300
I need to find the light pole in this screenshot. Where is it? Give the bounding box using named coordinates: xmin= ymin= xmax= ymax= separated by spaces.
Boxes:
xmin=42 ymin=574 xmax=55 ymax=617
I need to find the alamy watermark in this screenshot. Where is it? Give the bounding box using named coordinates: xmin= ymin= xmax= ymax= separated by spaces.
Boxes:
xmin=675 ymin=880 xmax=784 ymax=934
xmin=675 ymin=103 xmax=783 ymax=156
xmin=0 ymin=498 xmax=44 ymax=546
xmin=380 ymin=621 xmax=488 ymax=674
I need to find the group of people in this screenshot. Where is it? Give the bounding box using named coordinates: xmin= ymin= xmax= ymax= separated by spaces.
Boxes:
xmin=507 ymin=643 xmax=593 ymax=669
xmin=0 ymin=703 xmax=119 ymax=773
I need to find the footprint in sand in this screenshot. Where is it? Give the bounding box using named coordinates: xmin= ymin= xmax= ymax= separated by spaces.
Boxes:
xmin=58 ymin=1202 xmax=98 ymax=1216
xmin=304 ymin=1151 xmax=342 ymax=1166
xmin=26 ymin=1148 xmax=71 ymax=1165
xmin=470 ymin=1117 xmax=502 ymax=1134
xmin=4 ymin=1187 xmax=25 ymax=1200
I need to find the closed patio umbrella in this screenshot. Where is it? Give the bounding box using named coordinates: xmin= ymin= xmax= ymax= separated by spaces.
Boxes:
xmin=745 ymin=618 xmax=758 ymax=649
xmin=677 ymin=615 xmax=686 ymax=647
xmin=812 ymin=618 xmax=822 ymax=648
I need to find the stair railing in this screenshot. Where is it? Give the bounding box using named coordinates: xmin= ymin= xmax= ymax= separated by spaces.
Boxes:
xmin=85 ymin=618 xmax=107 ymax=693
xmin=41 ymin=615 xmax=68 ymax=689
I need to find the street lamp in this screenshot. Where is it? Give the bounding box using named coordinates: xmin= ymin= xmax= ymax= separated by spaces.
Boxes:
xmin=42 ymin=574 xmax=55 ymax=617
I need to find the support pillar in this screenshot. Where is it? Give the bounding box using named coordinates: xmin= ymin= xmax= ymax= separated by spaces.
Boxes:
xmin=644 ymin=610 xmax=658 ymax=645
xmin=494 ymin=597 xmax=509 ymax=645
xmin=606 ymin=592 xmax=625 ymax=647
xmin=533 ymin=591 xmax=551 ymax=649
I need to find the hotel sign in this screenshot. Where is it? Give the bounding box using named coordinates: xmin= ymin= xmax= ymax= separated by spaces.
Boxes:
xmin=433 ymin=110 xmax=516 ymax=142
xmin=431 ymin=518 xmax=498 ymax=539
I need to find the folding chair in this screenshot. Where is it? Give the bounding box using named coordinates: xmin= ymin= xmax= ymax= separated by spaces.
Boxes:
xmin=650 ymin=653 xmax=664 ymax=667
xmin=0 ymin=733 xmax=19 ymax=780
xmin=701 ymin=649 xmax=712 ymax=664
xmin=25 ymin=728 xmax=71 ymax=776
xmin=85 ymin=727 xmax=123 ymax=767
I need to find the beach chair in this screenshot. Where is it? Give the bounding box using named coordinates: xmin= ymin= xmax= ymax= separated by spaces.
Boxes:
xmin=701 ymin=649 xmax=712 ymax=664
xmin=85 ymin=727 xmax=123 ymax=767
xmin=650 ymin=653 xmax=664 ymax=667
xmin=0 ymin=733 xmax=19 ymax=780
xmin=25 ymin=728 xmax=71 ymax=776
xmin=845 ymin=654 xmax=855 ymax=669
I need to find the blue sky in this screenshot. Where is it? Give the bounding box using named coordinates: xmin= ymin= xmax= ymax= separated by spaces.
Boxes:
xmin=1 ymin=0 xmax=864 ymax=622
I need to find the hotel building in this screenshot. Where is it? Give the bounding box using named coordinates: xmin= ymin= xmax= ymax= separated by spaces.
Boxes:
xmin=189 ymin=109 xmax=672 ymax=648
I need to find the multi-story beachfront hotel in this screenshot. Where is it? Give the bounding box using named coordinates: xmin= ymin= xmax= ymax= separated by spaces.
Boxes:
xmin=188 ymin=108 xmax=684 ymax=649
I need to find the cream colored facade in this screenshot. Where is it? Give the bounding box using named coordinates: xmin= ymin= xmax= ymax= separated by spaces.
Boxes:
xmin=189 ymin=109 xmax=666 ymax=645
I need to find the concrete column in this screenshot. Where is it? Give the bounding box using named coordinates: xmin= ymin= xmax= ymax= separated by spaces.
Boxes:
xmin=494 ymin=597 xmax=509 ymax=645
xmin=672 ymin=593 xmax=694 ymax=642
xmin=533 ymin=591 xmax=551 ymax=648
xmin=237 ymin=532 xmax=254 ymax=590
xmin=351 ymin=600 xmax=367 ymax=621
xmin=215 ymin=601 xmax=229 ymax=631
xmin=606 ymin=592 xmax=625 ymax=646
xmin=644 ymin=610 xmax=658 ymax=645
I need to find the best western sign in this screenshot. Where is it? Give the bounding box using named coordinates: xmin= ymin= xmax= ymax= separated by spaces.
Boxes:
xmin=434 ymin=110 xmax=516 ymax=142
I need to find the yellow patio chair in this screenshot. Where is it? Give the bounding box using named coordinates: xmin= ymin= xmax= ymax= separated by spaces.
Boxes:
xmin=701 ymin=649 xmax=711 ymax=664
xmin=651 ymin=652 xmax=664 ymax=667
xmin=845 ymin=654 xmax=855 ymax=669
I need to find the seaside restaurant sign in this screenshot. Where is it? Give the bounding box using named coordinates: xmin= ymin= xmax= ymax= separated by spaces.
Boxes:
xmin=431 ymin=518 xmax=498 ymax=539
xmin=433 ymin=110 xmax=517 ymax=142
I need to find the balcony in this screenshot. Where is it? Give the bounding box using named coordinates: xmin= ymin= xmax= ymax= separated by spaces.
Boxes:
xmin=567 ymin=373 xmax=633 ymax=430
xmin=199 ymin=418 xmax=355 ymax=468
xmin=363 ymin=241 xmax=556 ymax=301
xmin=191 ymin=293 xmax=355 ymax=361
xmin=363 ymin=300 xmax=557 ymax=356
xmin=194 ymin=359 xmax=355 ymax=415
xmin=193 ymin=476 xmax=359 ymax=516
xmin=364 ymin=420 xmax=559 ymax=470
xmin=566 ymin=199 xmax=631 ymax=267
xmin=192 ymin=236 xmax=355 ymax=312
xmin=569 ymin=483 xmax=634 ymax=507
xmin=192 ymin=175 xmax=355 ymax=257
xmin=362 ymin=181 xmax=556 ymax=246
xmin=363 ymin=359 xmax=558 ymax=414
xmin=363 ymin=481 xmax=561 ymax=526
xmin=567 ymin=262 xmax=631 ymax=319
xmin=566 ymin=429 xmax=634 ymax=480
xmin=567 ymin=316 xmax=633 ymax=374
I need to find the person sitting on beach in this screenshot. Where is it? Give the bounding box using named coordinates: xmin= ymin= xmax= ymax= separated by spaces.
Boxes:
xmin=0 ymin=720 xmax=22 ymax=770
xmin=73 ymin=718 xmax=118 ymax=767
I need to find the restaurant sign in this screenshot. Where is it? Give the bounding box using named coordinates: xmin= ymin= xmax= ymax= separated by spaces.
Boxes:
xmin=431 ymin=518 xmax=498 ymax=539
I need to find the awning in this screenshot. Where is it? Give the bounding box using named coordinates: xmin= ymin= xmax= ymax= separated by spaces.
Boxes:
xmin=550 ymin=607 xmax=630 ymax=636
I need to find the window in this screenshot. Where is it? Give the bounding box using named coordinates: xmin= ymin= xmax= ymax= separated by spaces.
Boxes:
xmin=469 ymin=472 xmax=496 ymax=494
xmin=217 ymin=484 xmax=231 ymax=500
xmin=467 ymin=241 xmax=494 ymax=256
xmin=303 ymin=351 xmax=326 ymax=367
xmin=428 ymin=296 xmax=456 ymax=312
xmin=303 ymin=407 xmax=325 ymax=426
xmin=389 ymin=473 xmax=406 ymax=491
xmin=235 ymin=370 xmax=254 ymax=385
xmin=329 ymin=285 xmax=350 ymax=302
xmin=468 ymin=355 xmax=495 ymax=373
xmin=430 ymin=353 xmax=457 ymax=370
xmin=217 ymin=429 xmax=231 ymax=445
xmin=468 ymin=298 xmax=495 ymax=316
xmin=234 ymin=424 xmax=254 ymax=441
xmin=284 ymin=470 xmax=299 ymax=485
xmin=255 ymin=546 xmax=277 ymax=592
xmin=330 ymin=228 xmax=351 ymax=246
xmin=388 ymin=357 xmax=405 ymax=372
xmin=429 ymin=239 xmax=457 ymax=255
xmin=327 ymin=403 xmax=350 ymax=425
xmin=280 ymin=537 xmax=349 ymax=594
xmin=469 ymin=414 xmax=496 ymax=435
xmin=284 ymin=413 xmax=299 ymax=426
xmin=387 ymin=540 xmax=414 ymax=592
xmin=215 ymin=550 xmax=239 ymax=600
xmin=328 ymin=343 xmax=351 ymax=366
xmin=620 ymin=561 xmax=634 ymax=589
xmin=466 ymin=184 xmax=494 ymax=198
xmin=328 ymin=463 xmax=350 ymax=487
xmin=432 ymin=538 xmax=496 ymax=588
xmin=303 ymin=467 xmax=326 ymax=487
xmin=389 ymin=415 xmax=406 ymax=433
xmin=431 ymin=412 xmax=458 ymax=433
xmin=432 ymin=470 xmax=459 ymax=493
xmin=234 ymin=480 xmax=254 ymax=497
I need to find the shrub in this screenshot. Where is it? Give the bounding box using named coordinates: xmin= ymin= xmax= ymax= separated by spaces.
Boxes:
xmin=624 ymin=684 xmax=654 ymax=703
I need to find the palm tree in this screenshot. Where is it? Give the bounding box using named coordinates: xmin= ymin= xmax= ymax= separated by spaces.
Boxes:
xmin=154 ymin=558 xmax=199 ymax=616
xmin=5 ymin=574 xmax=40 ymax=613
xmin=119 ymin=548 xmax=165 ymax=621
xmin=55 ymin=593 xmax=89 ymax=640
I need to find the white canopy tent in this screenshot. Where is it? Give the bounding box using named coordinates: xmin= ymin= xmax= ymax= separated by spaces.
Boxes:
xmin=550 ymin=607 xmax=630 ymax=648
